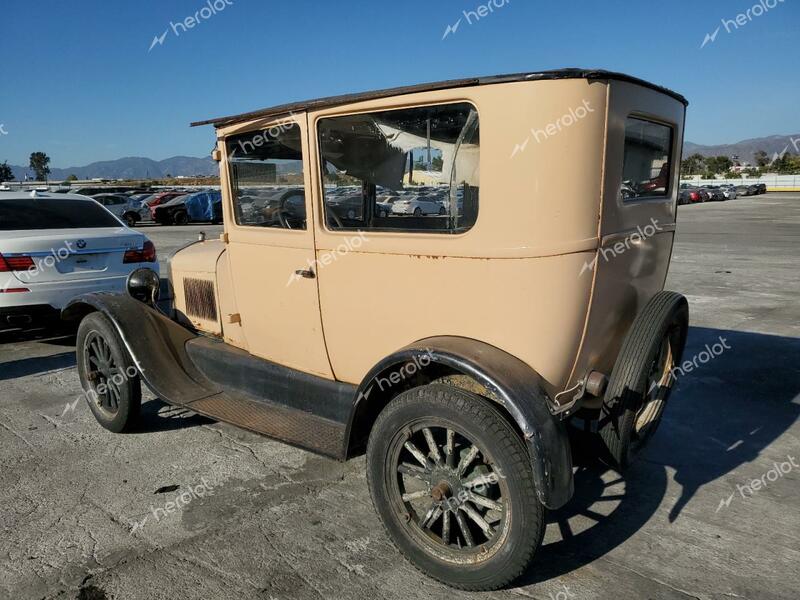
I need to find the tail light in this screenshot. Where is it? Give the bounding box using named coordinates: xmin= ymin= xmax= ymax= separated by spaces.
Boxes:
xmin=123 ymin=241 xmax=157 ymax=263
xmin=0 ymin=253 xmax=35 ymax=272
xmin=690 ymin=192 xmax=699 ymax=201
xmin=0 ymin=287 xmax=30 ymax=293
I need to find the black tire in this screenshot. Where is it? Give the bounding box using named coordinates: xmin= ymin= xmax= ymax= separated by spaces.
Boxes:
xmin=367 ymin=384 xmax=545 ymax=590
xmin=413 ymin=207 xmax=422 ymax=217
xmin=598 ymin=291 xmax=689 ymax=470
xmin=439 ymin=206 xmax=446 ymax=215
xmin=172 ymin=211 xmax=189 ymax=226
xmin=76 ymin=312 xmax=141 ymax=433
xmin=123 ymin=213 xmax=137 ymax=227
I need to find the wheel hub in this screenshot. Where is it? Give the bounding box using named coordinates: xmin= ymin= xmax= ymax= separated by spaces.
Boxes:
xmin=431 ymin=481 xmax=452 ymax=502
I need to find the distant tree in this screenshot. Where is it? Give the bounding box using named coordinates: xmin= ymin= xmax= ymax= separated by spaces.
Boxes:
xmin=753 ymin=150 xmax=770 ymax=167
xmin=29 ymin=152 xmax=51 ymax=181
xmin=0 ymin=161 xmax=14 ymax=182
xmin=66 ymin=174 xmax=78 ymax=181
xmin=705 ymin=155 xmax=733 ymax=175
xmin=724 ymin=170 xmax=742 ymax=180
xmin=431 ymin=155 xmax=444 ymax=171
xmin=680 ymin=153 xmax=706 ymax=176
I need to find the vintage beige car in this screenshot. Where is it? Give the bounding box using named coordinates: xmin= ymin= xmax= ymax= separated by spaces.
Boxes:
xmin=65 ymin=69 xmax=689 ymax=590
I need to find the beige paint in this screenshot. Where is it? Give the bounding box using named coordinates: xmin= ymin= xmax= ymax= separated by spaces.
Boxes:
xmin=177 ymin=76 xmax=686 ymax=402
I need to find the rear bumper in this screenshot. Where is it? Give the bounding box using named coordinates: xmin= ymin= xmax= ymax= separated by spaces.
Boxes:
xmin=0 ymin=304 xmax=60 ymax=327
xmin=0 ymin=266 xmax=158 ymax=310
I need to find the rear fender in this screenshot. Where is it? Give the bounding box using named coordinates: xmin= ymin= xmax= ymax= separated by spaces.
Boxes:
xmin=349 ymin=336 xmax=574 ymax=509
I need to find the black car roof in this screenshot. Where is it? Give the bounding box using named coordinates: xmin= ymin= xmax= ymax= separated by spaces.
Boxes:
xmin=191 ymin=68 xmax=688 ymax=129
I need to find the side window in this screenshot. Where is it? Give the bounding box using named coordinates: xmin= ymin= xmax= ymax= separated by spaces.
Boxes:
xmin=318 ymin=102 xmax=479 ymax=233
xmin=226 ymin=122 xmax=306 ymax=229
xmin=621 ymin=117 xmax=674 ymax=200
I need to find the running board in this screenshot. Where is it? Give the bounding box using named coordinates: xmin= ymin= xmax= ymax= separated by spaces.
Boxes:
xmin=185 ymin=391 xmax=347 ymax=458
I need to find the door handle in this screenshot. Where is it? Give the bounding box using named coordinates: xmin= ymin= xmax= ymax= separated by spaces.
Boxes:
xmin=294 ymin=268 xmax=316 ymax=279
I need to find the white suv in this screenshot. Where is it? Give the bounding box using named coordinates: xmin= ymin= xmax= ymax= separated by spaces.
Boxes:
xmin=0 ymin=191 xmax=159 ymax=328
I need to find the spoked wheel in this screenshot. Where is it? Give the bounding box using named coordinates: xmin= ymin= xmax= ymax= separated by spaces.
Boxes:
xmin=367 ymin=384 xmax=545 ymax=591
xmin=76 ymin=312 xmax=141 ymax=432
xmin=598 ymin=291 xmax=689 ymax=470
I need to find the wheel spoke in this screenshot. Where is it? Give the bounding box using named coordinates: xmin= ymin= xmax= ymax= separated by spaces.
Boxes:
xmin=420 ymin=503 xmax=442 ymax=529
xmin=457 ymin=445 xmax=479 ymax=476
xmin=88 ymin=356 xmax=102 ymax=370
xmin=441 ymin=510 xmax=451 ymax=545
xmin=401 ymin=489 xmax=429 ymax=502
xmin=454 ymin=511 xmax=474 ymax=547
xmin=398 ymin=463 xmax=429 ymax=481
xmin=461 ymin=503 xmax=494 ymax=538
xmin=466 ymin=490 xmax=503 ymax=512
xmin=404 ymin=441 xmax=430 ymax=469
xmin=422 ymin=428 xmax=442 ymax=464
xmin=445 ymin=429 xmax=455 ymax=469
xmin=463 ymin=472 xmax=498 ymax=489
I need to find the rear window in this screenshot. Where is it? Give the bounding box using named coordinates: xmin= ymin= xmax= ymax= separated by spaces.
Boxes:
xmin=621 ymin=117 xmax=674 ymax=200
xmin=0 ymin=198 xmax=121 ymax=230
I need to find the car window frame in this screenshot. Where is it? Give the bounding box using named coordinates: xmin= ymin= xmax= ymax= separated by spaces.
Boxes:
xmin=314 ymin=100 xmax=481 ymax=235
xmin=620 ymin=114 xmax=676 ymax=203
xmin=224 ymin=118 xmax=310 ymax=232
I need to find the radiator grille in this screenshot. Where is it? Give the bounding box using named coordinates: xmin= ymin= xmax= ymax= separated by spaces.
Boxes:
xmin=183 ymin=278 xmax=217 ymax=321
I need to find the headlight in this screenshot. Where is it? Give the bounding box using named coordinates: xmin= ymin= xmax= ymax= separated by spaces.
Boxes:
xmin=126 ymin=268 xmax=160 ymax=306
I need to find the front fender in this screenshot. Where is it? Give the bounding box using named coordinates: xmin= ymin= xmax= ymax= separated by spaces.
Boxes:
xmin=350 ymin=336 xmax=574 ymax=509
xmin=62 ymin=293 xmax=217 ymax=405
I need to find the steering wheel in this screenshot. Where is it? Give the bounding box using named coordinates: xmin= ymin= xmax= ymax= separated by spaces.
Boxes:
xmin=278 ymin=193 xmax=306 ymax=230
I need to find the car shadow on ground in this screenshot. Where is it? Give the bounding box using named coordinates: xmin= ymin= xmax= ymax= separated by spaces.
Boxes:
xmin=515 ymin=325 xmax=800 ymax=587
xmin=0 ymin=326 xmax=78 ymax=380
xmin=132 ymin=399 xmax=214 ymax=433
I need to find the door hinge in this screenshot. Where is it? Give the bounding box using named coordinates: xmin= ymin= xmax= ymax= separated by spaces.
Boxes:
xmin=220 ymin=232 xmax=229 ymax=243
xmin=226 ymin=313 xmax=241 ymax=324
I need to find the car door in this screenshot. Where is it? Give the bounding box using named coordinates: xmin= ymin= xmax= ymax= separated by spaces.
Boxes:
xmin=221 ymin=114 xmax=334 ymax=378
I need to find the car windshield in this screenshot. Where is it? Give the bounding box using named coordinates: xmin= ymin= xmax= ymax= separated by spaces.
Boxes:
xmin=0 ymin=198 xmax=121 ymax=230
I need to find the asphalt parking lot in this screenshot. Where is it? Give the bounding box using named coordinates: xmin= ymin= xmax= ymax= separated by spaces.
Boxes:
xmin=1 ymin=195 xmax=798 ymax=600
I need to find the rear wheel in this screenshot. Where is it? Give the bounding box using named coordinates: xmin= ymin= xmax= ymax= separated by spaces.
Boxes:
xmin=123 ymin=213 xmax=137 ymax=227
xmin=598 ymin=291 xmax=689 ymax=470
xmin=172 ymin=210 xmax=189 ymax=226
xmin=367 ymin=384 xmax=545 ymax=590
xmin=76 ymin=312 xmax=141 ymax=433
xmin=413 ymin=207 xmax=422 ymax=217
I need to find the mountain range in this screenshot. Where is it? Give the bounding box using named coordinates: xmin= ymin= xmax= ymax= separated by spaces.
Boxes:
xmin=5 ymin=133 xmax=800 ymax=181
xmin=683 ymin=134 xmax=800 ymax=164
xmin=6 ymin=156 xmax=218 ymax=181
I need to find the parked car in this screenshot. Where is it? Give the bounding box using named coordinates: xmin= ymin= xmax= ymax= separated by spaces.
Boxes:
xmin=678 ymin=187 xmax=704 ymax=205
xmin=701 ymin=186 xmax=726 ymax=202
xmin=755 ymin=183 xmax=767 ymax=194
xmin=153 ymin=191 xmax=222 ymax=225
xmin=0 ymin=191 xmax=157 ymax=328
xmin=91 ymin=193 xmax=147 ymax=227
xmin=718 ymin=185 xmax=738 ymax=200
xmin=391 ymin=194 xmax=446 ymax=216
xmin=145 ymin=191 xmax=187 ymax=210
xmin=65 ymin=70 xmax=689 ymax=591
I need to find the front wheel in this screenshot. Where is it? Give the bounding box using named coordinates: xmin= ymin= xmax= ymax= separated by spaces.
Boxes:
xmin=76 ymin=312 xmax=141 ymax=433
xmin=367 ymin=384 xmax=545 ymax=590
xmin=123 ymin=213 xmax=137 ymax=227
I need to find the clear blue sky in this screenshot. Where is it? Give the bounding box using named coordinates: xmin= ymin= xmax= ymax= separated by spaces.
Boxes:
xmin=1 ymin=0 xmax=798 ymax=167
